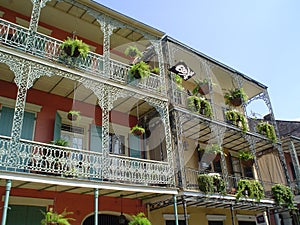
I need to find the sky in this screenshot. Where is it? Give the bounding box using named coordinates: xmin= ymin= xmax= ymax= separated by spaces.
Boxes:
xmin=95 ymin=0 xmax=300 ymax=121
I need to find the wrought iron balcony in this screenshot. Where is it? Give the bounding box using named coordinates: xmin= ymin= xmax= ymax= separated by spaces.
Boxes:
xmin=0 ymin=18 xmax=164 ymax=95
xmin=0 ymin=136 xmax=174 ymax=186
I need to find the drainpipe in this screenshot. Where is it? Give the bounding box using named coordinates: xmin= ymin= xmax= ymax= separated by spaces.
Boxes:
xmin=230 ymin=204 xmax=235 ymax=225
xmin=183 ymin=197 xmax=188 ymax=225
xmin=173 ymin=195 xmax=179 ymax=225
xmin=1 ymin=180 xmax=11 ymax=225
xmin=94 ymin=188 xmax=99 ymax=225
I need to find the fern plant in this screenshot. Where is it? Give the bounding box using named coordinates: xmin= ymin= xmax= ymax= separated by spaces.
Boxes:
xmin=129 ymin=213 xmax=151 ymax=225
xmin=129 ymin=61 xmax=150 ymax=79
xmin=225 ymin=109 xmax=248 ymax=132
xmin=271 ymin=184 xmax=294 ymax=208
xmin=236 ymin=179 xmax=264 ymax=201
xmin=41 ymin=208 xmax=75 ymax=225
xmin=256 ymin=121 xmax=277 ymax=143
xmin=60 ymin=37 xmax=90 ymax=58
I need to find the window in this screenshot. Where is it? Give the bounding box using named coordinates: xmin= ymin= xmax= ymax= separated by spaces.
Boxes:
xmin=109 ymin=133 xmax=125 ymax=155
xmin=61 ymin=124 xmax=84 ymax=149
xmin=166 ymin=220 xmax=185 ymax=225
xmin=243 ymin=166 xmax=254 ymax=178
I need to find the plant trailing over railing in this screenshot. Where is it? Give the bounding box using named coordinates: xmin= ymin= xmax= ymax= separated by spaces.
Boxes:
xmin=224 ymin=88 xmax=248 ymax=107
xmin=225 ymin=109 xmax=248 ymax=132
xmin=41 ymin=208 xmax=75 ymax=225
xmin=128 ymin=212 xmax=151 ymax=225
xmin=130 ymin=125 xmax=145 ymax=136
xmin=237 ymin=150 xmax=254 ymax=166
xmin=256 ymin=121 xmax=277 ymax=143
xmin=60 ymin=37 xmax=90 ymax=58
xmin=124 ymin=46 xmax=142 ymax=58
xmin=236 ymin=179 xmax=264 ymax=201
xmin=150 ymin=67 xmax=160 ymax=75
xmin=187 ymin=95 xmax=213 ymax=118
xmin=198 ymin=173 xmax=226 ymax=194
xmin=198 ymin=143 xmax=224 ymax=155
xmin=129 ymin=61 xmax=151 ymax=79
xmin=271 ymin=184 xmax=294 ymax=208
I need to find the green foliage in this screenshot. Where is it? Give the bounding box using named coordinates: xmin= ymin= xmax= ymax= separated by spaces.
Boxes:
xmin=225 ymin=109 xmax=248 ymax=132
xmin=60 ymin=37 xmax=90 ymax=58
xmin=198 ymin=174 xmax=226 ymax=194
xmin=129 ymin=213 xmax=151 ymax=225
xmin=271 ymin=184 xmax=294 ymax=208
xmin=51 ymin=139 xmax=69 ymax=147
xmin=130 ymin=125 xmax=145 ymax=136
xmin=129 ymin=61 xmax=151 ymax=79
xmin=256 ymin=121 xmax=277 ymax=143
xmin=224 ymin=88 xmax=248 ymax=106
xmin=238 ymin=150 xmax=254 ymax=161
xmin=124 ymin=46 xmax=142 ymax=58
xmin=41 ymin=208 xmax=75 ymax=225
xmin=236 ymin=179 xmax=264 ymax=202
xmin=199 ymin=144 xmax=224 ymax=155
xmin=187 ymin=96 xmax=213 ymax=118
xmin=150 ymin=67 xmax=160 ymax=75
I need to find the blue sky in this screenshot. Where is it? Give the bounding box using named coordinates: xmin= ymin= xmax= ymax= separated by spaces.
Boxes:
xmin=96 ymin=0 xmax=300 ymax=121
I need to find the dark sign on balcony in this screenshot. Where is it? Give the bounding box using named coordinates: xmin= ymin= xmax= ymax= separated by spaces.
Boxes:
xmin=168 ymin=61 xmax=195 ymax=80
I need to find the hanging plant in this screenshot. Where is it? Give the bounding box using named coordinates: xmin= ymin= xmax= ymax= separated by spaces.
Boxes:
xmin=236 ymin=179 xmax=264 ymax=202
xmin=198 ymin=174 xmax=225 ymax=194
xmin=225 ymin=109 xmax=248 ymax=132
xmin=150 ymin=67 xmax=160 ymax=75
xmin=237 ymin=150 xmax=254 ymax=166
xmin=41 ymin=208 xmax=75 ymax=225
xmin=67 ymin=110 xmax=81 ymax=121
xmin=124 ymin=46 xmax=142 ymax=58
xmin=130 ymin=125 xmax=145 ymax=136
xmin=128 ymin=212 xmax=151 ymax=225
xmin=60 ymin=37 xmax=90 ymax=58
xmin=129 ymin=61 xmax=151 ymax=79
xmin=199 ymin=144 xmax=224 ymax=155
xmin=187 ymin=96 xmax=212 ymax=118
xmin=271 ymin=184 xmax=294 ymax=208
xmin=224 ymin=88 xmax=248 ymax=107
xmin=256 ymin=121 xmax=277 ymax=143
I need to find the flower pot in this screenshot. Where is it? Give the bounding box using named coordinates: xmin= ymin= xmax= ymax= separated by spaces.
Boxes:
xmin=63 ymin=46 xmax=80 ymax=58
xmin=67 ymin=113 xmax=78 ymax=121
xmin=230 ymin=97 xmax=243 ymax=107
xmin=198 ymin=83 xmax=210 ymax=95
xmin=133 ymin=70 xmax=142 ymax=79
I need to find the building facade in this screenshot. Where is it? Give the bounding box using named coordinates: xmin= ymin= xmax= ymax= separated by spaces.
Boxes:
xmin=0 ymin=1 xmax=294 ymax=225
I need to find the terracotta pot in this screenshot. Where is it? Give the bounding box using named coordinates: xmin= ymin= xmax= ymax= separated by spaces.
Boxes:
xmin=198 ymin=83 xmax=210 ymax=95
xmin=230 ymin=97 xmax=242 ymax=107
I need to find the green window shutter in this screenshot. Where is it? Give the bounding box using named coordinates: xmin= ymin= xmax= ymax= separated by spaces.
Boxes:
xmin=21 ymin=111 xmax=35 ymax=140
xmin=0 ymin=106 xmax=14 ymax=136
xmin=7 ymin=205 xmax=45 ymax=225
xmin=53 ymin=111 xmax=62 ymax=141
xmin=90 ymin=125 xmax=102 ymax=153
xmin=129 ymin=134 xmax=142 ymax=158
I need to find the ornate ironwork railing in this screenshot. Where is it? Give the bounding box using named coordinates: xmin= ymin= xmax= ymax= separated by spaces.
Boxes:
xmin=184 ymin=166 xmax=276 ymax=198
xmin=0 ymin=18 xmax=165 ymax=95
xmin=0 ymin=136 xmax=173 ymax=186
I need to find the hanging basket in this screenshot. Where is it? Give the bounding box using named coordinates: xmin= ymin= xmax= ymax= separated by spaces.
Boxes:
xmin=63 ymin=46 xmax=81 ymax=58
xmin=230 ymin=97 xmax=243 ymax=107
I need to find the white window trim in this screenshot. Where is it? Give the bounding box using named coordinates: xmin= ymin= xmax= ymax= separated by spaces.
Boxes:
xmin=2 ymin=196 xmax=53 ymax=207
xmin=163 ymin=214 xmax=190 ymax=220
xmin=0 ymin=96 xmax=42 ymax=113
xmin=236 ymin=214 xmax=256 ymax=222
xmin=206 ymin=215 xmax=227 ymax=221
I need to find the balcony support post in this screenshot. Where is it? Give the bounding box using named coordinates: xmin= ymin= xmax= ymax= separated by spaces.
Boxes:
xmin=173 ymin=195 xmax=179 ymax=225
xmin=94 ymin=188 xmax=99 ymax=225
xmin=274 ymin=210 xmax=281 ymax=225
xmin=182 ymin=197 xmax=189 ymax=225
xmin=230 ymin=204 xmax=235 ymax=225
xmin=1 ymin=179 xmax=11 ymax=225
xmin=29 ymin=0 xmax=50 ymax=32
xmin=289 ymin=138 xmax=300 ymax=189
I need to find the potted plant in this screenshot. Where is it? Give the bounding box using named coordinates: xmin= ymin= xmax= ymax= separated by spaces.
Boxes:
xmin=130 ymin=125 xmax=145 ymax=136
xmin=192 ymin=79 xmax=210 ymax=95
xmin=124 ymin=46 xmax=142 ymax=58
xmin=128 ymin=212 xmax=151 ymax=225
xmin=60 ymin=37 xmax=90 ymax=58
xmin=198 ymin=173 xmax=225 ymax=194
xmin=129 ymin=61 xmax=151 ymax=79
xmin=50 ymin=139 xmax=69 ymax=147
xmin=236 ymin=179 xmax=264 ymax=201
xmin=237 ymin=150 xmax=254 ymax=166
xmin=41 ymin=208 xmax=75 ymax=225
xmin=256 ymin=121 xmax=277 ymax=143
xmin=187 ymin=96 xmax=212 ymax=118
xmin=67 ymin=110 xmax=81 ymax=121
xmin=225 ymin=109 xmax=248 ymax=132
xmin=224 ymin=88 xmax=248 ymax=107
xmin=271 ymin=184 xmax=294 ymax=208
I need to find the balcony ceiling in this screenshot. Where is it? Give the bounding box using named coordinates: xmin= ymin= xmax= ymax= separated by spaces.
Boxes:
xmin=0 ymin=63 xmax=153 ymax=117
xmin=282 ymin=136 xmax=300 ymax=155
